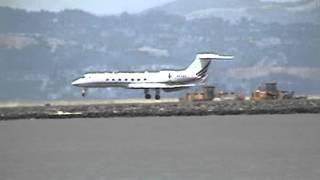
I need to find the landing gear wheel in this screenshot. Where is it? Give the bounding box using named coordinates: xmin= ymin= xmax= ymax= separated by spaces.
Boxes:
xmin=145 ymin=94 xmax=151 ymax=99
xmin=155 ymin=95 xmax=161 ymax=100
xmin=144 ymin=89 xmax=151 ymax=99
xmin=155 ymin=89 xmax=161 ymax=100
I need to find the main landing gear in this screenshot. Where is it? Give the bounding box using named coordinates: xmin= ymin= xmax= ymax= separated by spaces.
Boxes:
xmin=144 ymin=89 xmax=161 ymax=100
xmin=144 ymin=89 xmax=152 ymax=99
xmin=155 ymin=89 xmax=161 ymax=100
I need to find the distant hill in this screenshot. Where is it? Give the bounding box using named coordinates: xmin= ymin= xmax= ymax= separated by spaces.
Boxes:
xmin=152 ymin=0 xmax=320 ymax=24
xmin=0 ymin=6 xmax=319 ymax=100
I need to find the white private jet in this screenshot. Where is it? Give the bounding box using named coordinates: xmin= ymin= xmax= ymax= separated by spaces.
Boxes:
xmin=72 ymin=52 xmax=233 ymax=99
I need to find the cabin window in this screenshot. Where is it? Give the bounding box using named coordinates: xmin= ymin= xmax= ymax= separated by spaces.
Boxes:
xmin=131 ymin=79 xmax=134 ymax=81
xmin=106 ymin=79 xmax=109 ymax=81
xmin=137 ymin=79 xmax=141 ymax=81
xmin=118 ymin=79 xmax=122 ymax=81
xmin=112 ymin=79 xmax=115 ymax=81
xmin=144 ymin=78 xmax=147 ymax=81
xmin=125 ymin=79 xmax=128 ymax=81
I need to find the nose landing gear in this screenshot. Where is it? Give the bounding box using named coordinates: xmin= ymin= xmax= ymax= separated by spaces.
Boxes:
xmin=81 ymin=88 xmax=88 ymax=97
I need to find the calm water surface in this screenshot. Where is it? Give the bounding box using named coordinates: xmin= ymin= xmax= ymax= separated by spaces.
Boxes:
xmin=1 ymin=114 xmax=320 ymax=180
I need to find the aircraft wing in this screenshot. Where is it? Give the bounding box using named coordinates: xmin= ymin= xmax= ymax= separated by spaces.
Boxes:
xmin=127 ymin=83 xmax=201 ymax=89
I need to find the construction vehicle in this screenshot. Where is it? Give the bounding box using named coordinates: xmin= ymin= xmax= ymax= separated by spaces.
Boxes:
xmin=251 ymin=82 xmax=294 ymax=101
xmin=181 ymin=86 xmax=215 ymax=101
xmin=215 ymin=91 xmax=245 ymax=101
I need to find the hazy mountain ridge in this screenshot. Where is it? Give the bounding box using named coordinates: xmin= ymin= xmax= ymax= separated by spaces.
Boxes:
xmin=0 ymin=6 xmax=319 ymax=100
xmin=153 ymin=0 xmax=320 ymax=24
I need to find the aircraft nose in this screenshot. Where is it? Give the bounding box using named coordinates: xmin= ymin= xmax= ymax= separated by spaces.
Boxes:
xmin=72 ymin=79 xmax=80 ymax=86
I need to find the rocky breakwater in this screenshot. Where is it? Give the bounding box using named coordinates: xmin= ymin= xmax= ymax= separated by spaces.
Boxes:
xmin=1 ymin=99 xmax=320 ymax=120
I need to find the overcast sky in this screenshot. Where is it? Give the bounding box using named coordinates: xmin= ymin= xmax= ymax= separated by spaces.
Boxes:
xmin=0 ymin=0 xmax=174 ymax=15
xmin=0 ymin=0 xmax=307 ymax=15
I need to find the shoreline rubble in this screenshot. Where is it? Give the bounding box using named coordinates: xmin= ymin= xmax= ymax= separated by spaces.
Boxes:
xmin=1 ymin=99 xmax=320 ymax=120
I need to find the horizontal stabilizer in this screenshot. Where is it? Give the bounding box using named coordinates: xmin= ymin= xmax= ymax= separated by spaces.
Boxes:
xmin=211 ymin=54 xmax=233 ymax=60
xmin=198 ymin=53 xmax=233 ymax=60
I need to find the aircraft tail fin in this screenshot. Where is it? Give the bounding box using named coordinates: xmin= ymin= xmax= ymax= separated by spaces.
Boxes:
xmin=185 ymin=52 xmax=233 ymax=78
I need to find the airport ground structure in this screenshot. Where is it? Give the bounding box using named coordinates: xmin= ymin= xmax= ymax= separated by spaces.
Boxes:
xmin=1 ymin=98 xmax=320 ymax=120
